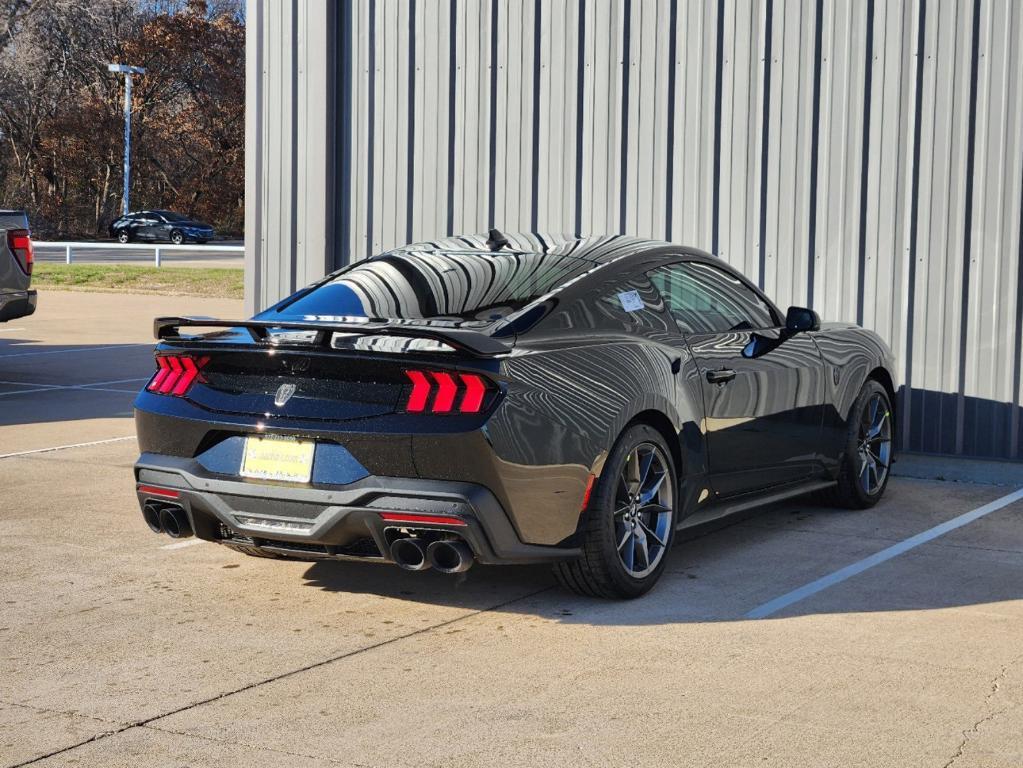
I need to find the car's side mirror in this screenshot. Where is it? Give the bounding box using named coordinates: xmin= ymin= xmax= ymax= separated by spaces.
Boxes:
xmin=785 ymin=306 xmax=820 ymax=333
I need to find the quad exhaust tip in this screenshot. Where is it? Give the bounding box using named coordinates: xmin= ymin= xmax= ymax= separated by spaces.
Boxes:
xmin=142 ymin=501 xmax=164 ymax=534
xmin=426 ymin=539 xmax=474 ymax=574
xmin=158 ymin=505 xmax=193 ymax=539
xmin=390 ymin=537 xmax=431 ymax=571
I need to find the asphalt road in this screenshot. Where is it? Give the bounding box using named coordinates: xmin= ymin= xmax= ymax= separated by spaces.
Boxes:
xmin=33 ymin=241 xmax=243 ymax=267
xmin=1 ymin=291 xmax=1022 ymax=767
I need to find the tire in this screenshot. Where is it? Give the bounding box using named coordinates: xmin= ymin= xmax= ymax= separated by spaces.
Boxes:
xmin=554 ymin=423 xmax=678 ymax=599
xmin=820 ymin=379 xmax=894 ymax=509
xmin=169 ymin=230 xmax=184 ymax=245
xmin=116 ymin=231 xmax=130 ymax=244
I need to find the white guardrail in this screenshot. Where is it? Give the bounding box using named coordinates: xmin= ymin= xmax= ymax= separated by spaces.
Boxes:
xmin=33 ymin=241 xmax=245 ymax=267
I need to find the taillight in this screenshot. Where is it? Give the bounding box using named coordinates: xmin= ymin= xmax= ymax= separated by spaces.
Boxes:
xmin=146 ymin=354 xmax=209 ymax=396
xmin=7 ymin=229 xmax=33 ymax=275
xmin=403 ymin=370 xmax=494 ymax=414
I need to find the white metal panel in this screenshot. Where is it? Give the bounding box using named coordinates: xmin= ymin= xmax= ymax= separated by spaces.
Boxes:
xmin=450 ymin=0 xmax=490 ymax=236
xmin=408 ymin=0 xmax=446 ymax=243
xmin=535 ymin=0 xmax=579 ymax=234
xmin=668 ymin=0 xmax=717 ymax=250
xmin=717 ymin=0 xmax=764 ymax=280
xmin=862 ymin=0 xmax=913 ymax=376
xmin=962 ymin=0 xmax=1023 ymax=454
xmin=580 ymin=0 xmax=624 ymax=234
xmin=762 ymin=0 xmax=815 ymax=309
xmin=294 ymin=1 xmax=335 ymax=289
xmin=814 ymin=0 xmax=867 ymax=323
xmin=909 ymin=0 xmax=973 ymax=454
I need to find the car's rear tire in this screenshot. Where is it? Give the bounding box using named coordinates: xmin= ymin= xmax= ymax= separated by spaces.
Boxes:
xmin=820 ymin=379 xmax=894 ymax=509
xmin=553 ymin=423 xmax=677 ymax=599
xmin=170 ymin=230 xmax=184 ymax=245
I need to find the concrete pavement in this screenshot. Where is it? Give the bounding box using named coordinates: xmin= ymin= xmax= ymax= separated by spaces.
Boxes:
xmin=1 ymin=291 xmax=1021 ymax=767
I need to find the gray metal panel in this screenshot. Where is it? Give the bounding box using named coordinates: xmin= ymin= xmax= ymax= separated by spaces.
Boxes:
xmin=247 ymin=0 xmax=1023 ymax=461
xmin=245 ymin=0 xmax=336 ymax=313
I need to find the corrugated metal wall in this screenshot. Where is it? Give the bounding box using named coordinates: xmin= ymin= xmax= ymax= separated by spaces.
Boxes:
xmin=245 ymin=0 xmax=1023 ymax=461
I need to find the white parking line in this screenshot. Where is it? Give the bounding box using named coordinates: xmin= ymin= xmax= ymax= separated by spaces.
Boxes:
xmin=745 ymin=486 xmax=1023 ymax=619
xmin=0 ymin=436 xmax=136 ymax=460
xmin=0 ymin=343 xmax=140 ymax=358
xmin=0 ymin=327 xmax=25 ymax=333
xmin=0 ymin=377 xmax=148 ymax=388
xmin=161 ymin=539 xmax=207 ymax=550
xmin=0 ymin=386 xmax=139 ymax=397
xmin=0 ymin=377 xmax=148 ymax=397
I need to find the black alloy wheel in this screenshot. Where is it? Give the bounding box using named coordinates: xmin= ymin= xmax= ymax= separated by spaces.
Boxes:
xmin=554 ymin=423 xmax=677 ymax=598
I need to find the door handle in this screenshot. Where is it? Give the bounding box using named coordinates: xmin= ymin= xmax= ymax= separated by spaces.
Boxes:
xmin=706 ymin=368 xmax=736 ymax=385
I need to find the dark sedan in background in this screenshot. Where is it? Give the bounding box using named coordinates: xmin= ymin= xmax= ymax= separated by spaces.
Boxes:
xmin=133 ymin=232 xmax=897 ymax=598
xmin=110 ymin=210 xmax=214 ymax=245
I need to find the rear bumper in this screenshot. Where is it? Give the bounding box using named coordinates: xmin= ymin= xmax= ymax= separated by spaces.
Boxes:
xmin=0 ymin=289 xmax=36 ymax=322
xmin=134 ymin=452 xmax=578 ymax=565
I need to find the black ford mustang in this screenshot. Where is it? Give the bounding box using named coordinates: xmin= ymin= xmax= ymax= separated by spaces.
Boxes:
xmin=134 ymin=232 xmax=896 ymax=598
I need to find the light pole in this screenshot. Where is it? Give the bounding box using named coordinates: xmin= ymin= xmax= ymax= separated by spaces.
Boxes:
xmin=107 ymin=63 xmax=146 ymax=216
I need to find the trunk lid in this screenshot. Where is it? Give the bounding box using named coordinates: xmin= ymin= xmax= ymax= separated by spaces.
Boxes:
xmin=150 ymin=320 xmax=507 ymax=422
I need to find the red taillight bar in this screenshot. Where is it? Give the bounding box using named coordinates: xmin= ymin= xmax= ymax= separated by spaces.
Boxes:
xmin=403 ymin=369 xmax=493 ymax=414
xmin=431 ymin=371 xmax=457 ymax=412
xmin=137 ymin=484 xmax=180 ymax=499
xmin=146 ymin=355 xmax=209 ymax=397
xmin=7 ymin=229 xmax=33 ymax=276
xmin=459 ymin=373 xmax=487 ymax=413
xmin=405 ymin=370 xmax=431 ymax=412
xmin=379 ymin=512 xmax=467 ymax=527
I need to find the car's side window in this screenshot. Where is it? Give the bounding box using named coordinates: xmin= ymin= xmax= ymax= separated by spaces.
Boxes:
xmin=648 ymin=262 xmax=777 ymax=334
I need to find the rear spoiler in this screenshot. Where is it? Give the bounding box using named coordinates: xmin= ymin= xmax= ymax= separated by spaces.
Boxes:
xmin=153 ymin=316 xmax=512 ymax=358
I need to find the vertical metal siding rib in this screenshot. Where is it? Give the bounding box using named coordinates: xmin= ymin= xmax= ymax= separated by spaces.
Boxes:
xmin=855 ymin=0 xmax=875 ymax=325
xmin=573 ymin=0 xmax=586 ymax=235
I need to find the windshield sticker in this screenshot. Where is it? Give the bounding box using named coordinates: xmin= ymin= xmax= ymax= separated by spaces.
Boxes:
xmin=617 ymin=290 xmax=644 ymax=312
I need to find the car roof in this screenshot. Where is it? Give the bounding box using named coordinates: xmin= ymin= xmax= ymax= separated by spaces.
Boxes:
xmin=389 ymin=232 xmax=712 ymax=265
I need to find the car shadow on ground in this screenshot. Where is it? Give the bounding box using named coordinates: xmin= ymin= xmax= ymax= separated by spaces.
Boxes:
xmin=0 ymin=339 xmax=153 ymax=427
xmin=297 ymin=481 xmax=1023 ymax=625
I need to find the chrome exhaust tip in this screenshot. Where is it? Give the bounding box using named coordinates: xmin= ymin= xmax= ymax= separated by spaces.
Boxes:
xmin=390 ymin=537 xmax=431 ymax=571
xmin=158 ymin=505 xmax=193 ymax=539
xmin=426 ymin=539 xmax=474 ymax=574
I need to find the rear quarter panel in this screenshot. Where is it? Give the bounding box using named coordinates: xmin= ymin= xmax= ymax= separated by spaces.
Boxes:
xmin=410 ymin=338 xmax=704 ymax=546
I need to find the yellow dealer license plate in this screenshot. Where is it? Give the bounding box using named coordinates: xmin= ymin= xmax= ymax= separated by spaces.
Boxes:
xmin=240 ymin=436 xmax=315 ymax=483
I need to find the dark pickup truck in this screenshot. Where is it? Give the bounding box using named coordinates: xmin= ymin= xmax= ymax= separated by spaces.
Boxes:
xmin=0 ymin=210 xmax=36 ymax=322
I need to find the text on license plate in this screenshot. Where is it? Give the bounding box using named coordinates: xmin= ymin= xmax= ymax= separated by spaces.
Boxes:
xmin=240 ymin=436 xmax=315 ymax=483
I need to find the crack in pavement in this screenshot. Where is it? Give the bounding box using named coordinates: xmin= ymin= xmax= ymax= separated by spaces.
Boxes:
xmin=942 ymin=653 xmax=1023 ymax=768
xmin=5 ymin=585 xmax=554 ymax=768
xmin=0 ymin=699 xmax=124 ymax=727
xmin=140 ymin=723 xmax=361 ymax=766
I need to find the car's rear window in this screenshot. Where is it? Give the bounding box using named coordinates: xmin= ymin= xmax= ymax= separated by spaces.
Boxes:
xmin=262 ymin=250 xmax=596 ymax=322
